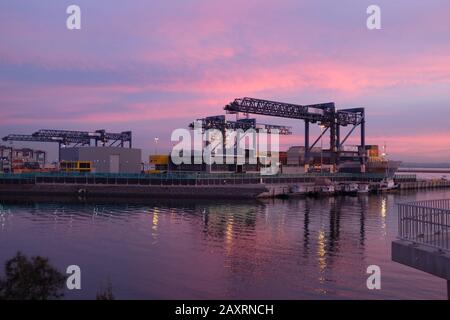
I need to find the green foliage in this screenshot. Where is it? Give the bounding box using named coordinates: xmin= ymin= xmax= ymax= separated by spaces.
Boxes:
xmin=0 ymin=252 xmax=66 ymax=300
xmin=96 ymin=279 xmax=115 ymax=300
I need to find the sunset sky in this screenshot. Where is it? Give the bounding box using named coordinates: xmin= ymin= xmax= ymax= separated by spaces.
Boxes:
xmin=1 ymin=0 xmax=450 ymax=162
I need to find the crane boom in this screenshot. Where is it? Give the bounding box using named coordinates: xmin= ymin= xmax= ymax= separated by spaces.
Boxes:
xmin=225 ymin=97 xmax=335 ymax=123
xmin=189 ymin=115 xmax=292 ymax=135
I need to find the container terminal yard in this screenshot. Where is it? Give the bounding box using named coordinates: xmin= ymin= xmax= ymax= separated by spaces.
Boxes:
xmin=1 ymin=97 xmax=449 ymax=199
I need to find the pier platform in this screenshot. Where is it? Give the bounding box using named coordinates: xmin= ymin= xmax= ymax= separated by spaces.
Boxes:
xmin=392 ymin=199 xmax=450 ymax=299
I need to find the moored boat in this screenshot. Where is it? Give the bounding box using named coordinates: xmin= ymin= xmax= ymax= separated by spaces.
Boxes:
xmin=339 ymin=183 xmax=359 ymax=195
xmin=377 ymin=178 xmax=398 ymax=192
xmin=357 ymin=183 xmax=370 ymax=194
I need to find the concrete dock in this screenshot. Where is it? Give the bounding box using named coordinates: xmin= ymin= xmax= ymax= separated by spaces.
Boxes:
xmin=392 ymin=199 xmax=450 ymax=299
xmin=0 ymin=182 xmax=269 ymax=200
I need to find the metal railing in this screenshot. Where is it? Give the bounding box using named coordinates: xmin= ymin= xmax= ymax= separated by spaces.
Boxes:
xmin=393 ymin=174 xmax=417 ymax=182
xmin=398 ymin=199 xmax=450 ymax=252
xmin=0 ymin=171 xmax=390 ymax=186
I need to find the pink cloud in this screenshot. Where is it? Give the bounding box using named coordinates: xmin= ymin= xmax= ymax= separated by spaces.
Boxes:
xmin=1 ymin=1 xmax=450 ymax=161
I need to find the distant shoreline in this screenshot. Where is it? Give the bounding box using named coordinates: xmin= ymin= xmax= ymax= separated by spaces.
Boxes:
xmin=398 ymin=168 xmax=450 ymax=174
xmin=401 ymin=163 xmax=450 ymax=169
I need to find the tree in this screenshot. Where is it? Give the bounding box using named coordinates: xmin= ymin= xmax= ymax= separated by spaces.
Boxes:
xmin=0 ymin=252 xmax=66 ymax=300
xmin=96 ymin=278 xmax=115 ymax=300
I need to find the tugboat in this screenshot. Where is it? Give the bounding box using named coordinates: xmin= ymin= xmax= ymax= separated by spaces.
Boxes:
xmin=378 ymin=178 xmax=397 ymax=192
xmin=378 ymin=144 xmax=398 ymax=192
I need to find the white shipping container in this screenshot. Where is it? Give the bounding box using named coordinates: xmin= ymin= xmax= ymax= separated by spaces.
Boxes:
xmin=342 ymin=145 xmax=359 ymax=152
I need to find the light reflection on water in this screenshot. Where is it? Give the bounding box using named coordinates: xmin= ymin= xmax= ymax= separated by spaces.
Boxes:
xmin=0 ymin=190 xmax=448 ymax=300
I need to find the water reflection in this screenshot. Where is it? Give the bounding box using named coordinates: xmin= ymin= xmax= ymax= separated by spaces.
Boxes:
xmin=0 ymin=192 xmax=446 ymax=299
xmin=152 ymin=207 xmax=159 ymax=243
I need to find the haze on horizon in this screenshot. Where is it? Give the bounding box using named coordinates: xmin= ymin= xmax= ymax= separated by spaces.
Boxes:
xmin=1 ymin=0 xmax=449 ymax=163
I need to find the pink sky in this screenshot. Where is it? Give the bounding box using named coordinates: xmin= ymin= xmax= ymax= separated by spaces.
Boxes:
xmin=1 ymin=0 xmax=450 ymax=162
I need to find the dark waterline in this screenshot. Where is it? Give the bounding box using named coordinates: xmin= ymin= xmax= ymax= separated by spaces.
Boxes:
xmin=0 ymin=190 xmax=448 ymax=300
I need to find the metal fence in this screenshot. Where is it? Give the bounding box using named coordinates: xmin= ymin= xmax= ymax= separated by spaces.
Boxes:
xmin=393 ymin=174 xmax=417 ymax=182
xmin=0 ymin=171 xmax=394 ymax=186
xmin=398 ymin=199 xmax=450 ymax=252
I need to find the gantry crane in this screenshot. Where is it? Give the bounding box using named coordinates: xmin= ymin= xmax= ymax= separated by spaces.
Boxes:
xmin=2 ymin=129 xmax=133 ymax=161
xmin=224 ymin=97 xmax=366 ymax=170
xmin=189 ymin=115 xmax=292 ymax=156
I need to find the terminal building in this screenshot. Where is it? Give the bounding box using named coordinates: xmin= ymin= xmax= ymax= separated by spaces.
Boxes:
xmin=60 ymin=147 xmax=142 ymax=174
xmin=2 ymin=129 xmax=142 ymax=174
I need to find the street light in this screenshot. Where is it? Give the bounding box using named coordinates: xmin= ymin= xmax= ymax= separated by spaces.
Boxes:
xmin=154 ymin=137 xmax=159 ymax=154
xmin=319 ymin=125 xmax=325 ymax=173
xmin=381 ymin=142 xmax=389 ymax=177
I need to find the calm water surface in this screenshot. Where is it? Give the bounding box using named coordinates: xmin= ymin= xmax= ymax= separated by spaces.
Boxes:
xmin=0 ymin=189 xmax=448 ymax=299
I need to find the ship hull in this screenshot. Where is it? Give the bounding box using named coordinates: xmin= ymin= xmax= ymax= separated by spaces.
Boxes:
xmin=339 ymin=160 xmax=401 ymax=177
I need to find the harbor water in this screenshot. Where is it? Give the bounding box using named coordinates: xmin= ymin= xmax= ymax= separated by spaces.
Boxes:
xmin=0 ymin=189 xmax=448 ymax=299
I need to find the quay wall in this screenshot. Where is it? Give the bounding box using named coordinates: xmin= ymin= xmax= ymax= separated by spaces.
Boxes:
xmin=398 ymin=180 xmax=450 ymax=190
xmin=1 ymin=173 xmax=450 ymax=199
xmin=0 ymin=183 xmax=269 ymax=199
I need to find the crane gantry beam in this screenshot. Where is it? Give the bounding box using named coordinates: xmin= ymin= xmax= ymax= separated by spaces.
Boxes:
xmin=225 ymin=97 xmax=364 ymax=126
xmin=225 ymin=97 xmax=335 ymax=123
xmin=32 ymin=129 xmax=132 ymax=147
xmin=2 ymin=134 xmax=91 ymax=145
